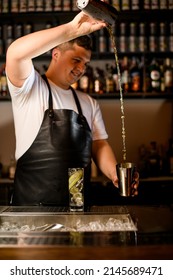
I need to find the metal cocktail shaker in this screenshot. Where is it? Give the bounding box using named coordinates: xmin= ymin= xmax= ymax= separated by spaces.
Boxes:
xmin=76 ymin=0 xmax=119 ymax=25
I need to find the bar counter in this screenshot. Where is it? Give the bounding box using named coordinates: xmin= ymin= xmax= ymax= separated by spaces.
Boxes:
xmin=0 ymin=205 xmax=173 ymax=260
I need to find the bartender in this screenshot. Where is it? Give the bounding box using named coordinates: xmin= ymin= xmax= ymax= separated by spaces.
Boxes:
xmin=6 ymin=11 xmax=139 ymax=206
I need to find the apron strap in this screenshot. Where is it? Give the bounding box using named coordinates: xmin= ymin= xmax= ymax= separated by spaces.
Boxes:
xmin=70 ymin=86 xmax=83 ymax=116
xmin=42 ymin=74 xmax=54 ymax=118
xmin=42 ymin=74 xmax=84 ymax=117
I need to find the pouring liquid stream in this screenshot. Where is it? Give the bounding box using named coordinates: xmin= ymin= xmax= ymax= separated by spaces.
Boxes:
xmin=107 ymin=25 xmax=127 ymax=162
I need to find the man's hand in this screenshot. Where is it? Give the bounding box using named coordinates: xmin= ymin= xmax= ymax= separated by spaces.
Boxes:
xmin=71 ymin=11 xmax=107 ymax=36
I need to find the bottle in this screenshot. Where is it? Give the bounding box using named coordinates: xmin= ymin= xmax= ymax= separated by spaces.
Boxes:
xmin=129 ymin=22 xmax=137 ymax=52
xmin=112 ymin=0 xmax=120 ymax=11
xmin=159 ymin=22 xmax=167 ymax=52
xmin=19 ymin=0 xmax=27 ymax=12
xmin=78 ymin=67 xmax=90 ymax=93
xmin=169 ymin=22 xmax=173 ymax=52
xmin=149 ymin=22 xmax=158 ymax=52
xmin=98 ymin=29 xmax=107 ymax=53
xmin=119 ymin=22 xmax=127 ymax=53
xmin=147 ymin=141 xmax=160 ymax=177
xmin=0 ymin=68 xmax=8 ymax=97
xmin=121 ymin=0 xmax=130 ymax=10
xmin=44 ymin=0 xmax=53 ymax=11
xmin=138 ymin=22 xmax=147 ymax=52
xmin=168 ymin=0 xmax=173 ymax=9
xmin=164 ymin=58 xmax=173 ymax=94
xmin=131 ymin=0 xmax=140 ymax=10
xmin=160 ymin=64 xmax=165 ymax=93
xmin=151 ymin=0 xmax=159 ymax=9
xmin=149 ymin=59 xmax=161 ymax=92
xmin=11 ymin=0 xmax=19 ymax=12
xmin=121 ymin=56 xmax=130 ymax=93
xmin=54 ymin=0 xmax=62 ymax=11
xmin=62 ymin=0 xmax=71 ymax=11
xmin=143 ymin=0 xmax=150 ymax=9
xmin=93 ymin=67 xmax=105 ymax=94
xmin=105 ymin=64 xmax=115 ymax=93
xmin=6 ymin=24 xmax=14 ymax=51
xmin=35 ymin=0 xmax=44 ymax=11
xmin=76 ymin=0 xmax=119 ymax=25
xmin=0 ymin=25 xmax=3 ymax=56
xmin=130 ymin=57 xmax=141 ymax=92
xmin=159 ymin=0 xmax=168 ymax=9
xmin=138 ymin=144 xmax=148 ymax=178
xmin=9 ymin=156 xmax=16 ymax=180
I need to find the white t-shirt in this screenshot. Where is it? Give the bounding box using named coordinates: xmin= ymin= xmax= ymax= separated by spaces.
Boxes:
xmin=7 ymin=66 xmax=108 ymax=160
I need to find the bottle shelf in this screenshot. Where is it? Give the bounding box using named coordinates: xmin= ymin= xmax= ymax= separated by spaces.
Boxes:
xmin=90 ymin=92 xmax=173 ymax=99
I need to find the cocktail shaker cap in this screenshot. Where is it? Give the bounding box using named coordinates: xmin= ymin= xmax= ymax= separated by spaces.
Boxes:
xmin=76 ymin=0 xmax=119 ymax=25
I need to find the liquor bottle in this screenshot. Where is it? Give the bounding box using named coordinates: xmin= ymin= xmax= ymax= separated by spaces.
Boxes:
xmin=149 ymin=22 xmax=158 ymax=52
xmin=149 ymin=58 xmax=161 ymax=92
xmin=0 ymin=68 xmax=8 ymax=97
xmin=14 ymin=24 xmax=23 ymax=39
xmin=164 ymin=58 xmax=173 ymax=94
xmin=44 ymin=0 xmax=53 ymax=11
xmin=159 ymin=22 xmax=167 ymax=52
xmin=72 ymin=0 xmax=79 ymax=11
xmin=130 ymin=57 xmax=141 ymax=92
xmin=121 ymin=0 xmax=130 ymax=10
xmin=0 ymin=25 xmax=3 ymax=56
xmin=19 ymin=0 xmax=27 ymax=12
xmin=78 ymin=67 xmax=90 ymax=93
xmin=138 ymin=144 xmax=148 ymax=178
xmin=160 ymin=64 xmax=165 ymax=93
xmin=98 ymin=29 xmax=107 ymax=53
xmin=147 ymin=141 xmax=160 ymax=177
xmin=143 ymin=0 xmax=150 ymax=9
xmin=151 ymin=0 xmax=159 ymax=9
xmin=63 ymin=0 xmax=71 ymax=11
xmin=54 ymin=0 xmax=62 ymax=11
xmin=2 ymin=0 xmax=9 ymax=13
xmin=129 ymin=22 xmax=137 ymax=52
xmin=112 ymin=0 xmax=120 ymax=11
xmin=24 ymin=23 xmax=33 ymax=35
xmin=35 ymin=0 xmax=44 ymax=11
xmin=121 ymin=56 xmax=130 ymax=93
xmin=131 ymin=0 xmax=140 ymax=10
xmin=8 ymin=156 xmax=16 ymax=180
xmin=5 ymin=24 xmax=13 ymax=51
xmin=168 ymin=0 xmax=173 ymax=9
xmin=169 ymin=22 xmax=173 ymax=52
xmin=119 ymin=22 xmax=128 ymax=53
xmin=93 ymin=67 xmax=105 ymax=94
xmin=11 ymin=0 xmax=19 ymax=12
xmin=138 ymin=22 xmax=147 ymax=52
xmin=159 ymin=0 xmax=168 ymax=9
xmin=105 ymin=64 xmax=115 ymax=93
xmin=112 ymin=64 xmax=120 ymax=92
xmin=28 ymin=0 xmax=35 ymax=11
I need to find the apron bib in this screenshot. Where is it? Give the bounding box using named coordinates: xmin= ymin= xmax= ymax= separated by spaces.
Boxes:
xmin=12 ymin=75 xmax=92 ymax=206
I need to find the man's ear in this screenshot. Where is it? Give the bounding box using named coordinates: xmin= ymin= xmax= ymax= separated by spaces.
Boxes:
xmin=52 ymin=47 xmax=60 ymax=59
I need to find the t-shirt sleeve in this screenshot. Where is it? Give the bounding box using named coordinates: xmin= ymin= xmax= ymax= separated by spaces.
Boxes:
xmin=6 ymin=65 xmax=35 ymax=97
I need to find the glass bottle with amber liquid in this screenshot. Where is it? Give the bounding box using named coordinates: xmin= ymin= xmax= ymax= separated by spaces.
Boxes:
xmin=149 ymin=58 xmax=161 ymax=92
xmin=130 ymin=57 xmax=142 ymax=92
xmin=121 ymin=56 xmax=130 ymax=93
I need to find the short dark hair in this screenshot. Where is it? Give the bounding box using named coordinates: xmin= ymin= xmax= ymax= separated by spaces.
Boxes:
xmin=57 ymin=35 xmax=93 ymax=51
xmin=70 ymin=35 xmax=93 ymax=50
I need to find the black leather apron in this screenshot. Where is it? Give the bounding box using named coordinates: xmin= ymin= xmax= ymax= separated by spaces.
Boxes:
xmin=12 ymin=75 xmax=92 ymax=206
